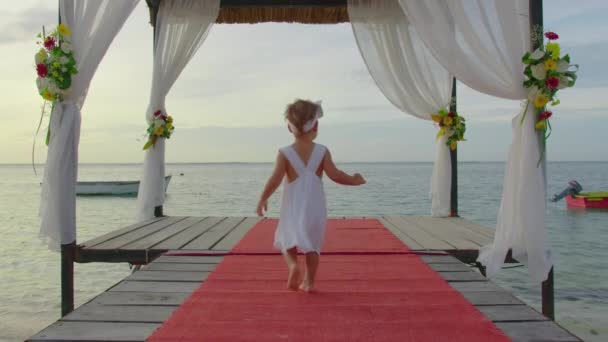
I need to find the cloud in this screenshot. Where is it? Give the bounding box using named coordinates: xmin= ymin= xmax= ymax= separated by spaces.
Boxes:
xmin=0 ymin=3 xmax=56 ymax=45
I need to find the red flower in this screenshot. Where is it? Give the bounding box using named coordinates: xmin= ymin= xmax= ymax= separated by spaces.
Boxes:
xmin=36 ymin=63 xmax=48 ymax=78
xmin=544 ymin=32 xmax=559 ymax=40
xmin=448 ymin=112 xmax=455 ymax=118
xmin=154 ymin=110 xmax=162 ymax=117
xmin=546 ymin=76 xmax=559 ymax=89
xmin=161 ymin=115 xmax=167 ymax=121
xmin=44 ymin=36 xmax=56 ymax=50
xmin=538 ymin=111 xmax=553 ymax=120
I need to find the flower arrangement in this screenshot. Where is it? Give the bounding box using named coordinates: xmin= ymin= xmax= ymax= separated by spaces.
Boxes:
xmin=35 ymin=24 xmax=77 ymax=102
xmin=522 ymin=31 xmax=577 ymax=148
xmin=432 ymin=108 xmax=466 ymax=151
xmin=143 ymin=110 xmax=174 ymax=150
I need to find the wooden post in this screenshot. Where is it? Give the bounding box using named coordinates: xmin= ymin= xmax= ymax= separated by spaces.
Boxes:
xmin=154 ymin=205 xmax=164 ymax=217
xmin=449 ymin=77 xmax=458 ymax=217
xmin=529 ymin=0 xmax=554 ymax=321
xmin=60 ymin=242 xmax=75 ymax=316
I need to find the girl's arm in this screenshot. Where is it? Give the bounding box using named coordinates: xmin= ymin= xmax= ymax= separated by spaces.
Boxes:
xmin=323 ymin=150 xmax=366 ymax=186
xmin=256 ymin=152 xmax=287 ymax=216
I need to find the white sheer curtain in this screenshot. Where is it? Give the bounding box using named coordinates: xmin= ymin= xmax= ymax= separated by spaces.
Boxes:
xmin=137 ymin=0 xmax=220 ymax=221
xmin=39 ymin=0 xmax=139 ymax=251
xmin=348 ymin=0 xmax=453 ymax=217
xmin=400 ymin=0 xmax=552 ymax=283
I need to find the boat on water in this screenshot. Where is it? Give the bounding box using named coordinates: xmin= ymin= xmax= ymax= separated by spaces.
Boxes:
xmin=76 ymin=175 xmax=172 ymax=196
xmin=552 ymin=180 xmax=608 ymax=209
xmin=565 ymin=192 xmax=608 ymax=209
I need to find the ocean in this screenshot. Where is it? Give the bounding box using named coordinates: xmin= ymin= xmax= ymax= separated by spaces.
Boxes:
xmin=0 ymin=162 xmax=606 ymax=341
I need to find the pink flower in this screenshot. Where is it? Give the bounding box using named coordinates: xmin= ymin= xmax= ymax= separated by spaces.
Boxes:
xmin=538 ymin=111 xmax=553 ymax=120
xmin=36 ymin=63 xmax=48 ymax=78
xmin=161 ymin=115 xmax=167 ymax=121
xmin=544 ymin=32 xmax=559 ymax=40
xmin=154 ymin=110 xmax=162 ymax=117
xmin=546 ymin=76 xmax=559 ymax=89
xmin=44 ymin=36 xmax=56 ymax=50
xmin=448 ymin=112 xmax=455 ymax=118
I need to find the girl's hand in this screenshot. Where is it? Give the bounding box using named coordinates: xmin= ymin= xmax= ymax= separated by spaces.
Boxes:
xmin=256 ymin=199 xmax=268 ymax=216
xmin=353 ymin=173 xmax=366 ymax=185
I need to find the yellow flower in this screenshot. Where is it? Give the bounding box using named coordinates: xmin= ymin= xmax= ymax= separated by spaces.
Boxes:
xmin=154 ymin=126 xmax=164 ymax=136
xmin=534 ymin=94 xmax=550 ymax=108
xmin=166 ymin=123 xmax=173 ymax=130
xmin=166 ymin=115 xmax=173 ymax=123
xmin=53 ymin=61 xmax=60 ymax=68
xmin=443 ymin=116 xmax=453 ymax=126
xmin=455 ymin=117 xmax=461 ymax=125
xmin=544 ymin=59 xmax=557 ymax=71
xmin=57 ymin=23 xmax=71 ymax=37
xmin=35 ymin=48 xmax=48 ymax=64
xmin=52 ymin=71 xmax=59 ymax=77
xmin=545 ymin=42 xmax=560 ymax=59
xmin=41 ymin=88 xmax=55 ymax=101
xmin=436 ymin=127 xmax=445 ymax=140
xmin=535 ymin=120 xmax=547 ymax=130
xmin=431 ymin=115 xmax=442 ymax=123
xmin=450 ymin=140 xmax=458 ymax=151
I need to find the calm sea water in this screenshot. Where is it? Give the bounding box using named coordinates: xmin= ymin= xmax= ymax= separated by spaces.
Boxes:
xmin=0 ymin=162 xmax=606 ymax=341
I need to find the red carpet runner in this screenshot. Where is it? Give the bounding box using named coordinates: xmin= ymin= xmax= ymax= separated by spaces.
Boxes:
xmin=148 ymin=219 xmax=510 ymax=341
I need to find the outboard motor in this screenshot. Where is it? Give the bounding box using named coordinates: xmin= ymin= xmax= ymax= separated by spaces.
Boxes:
xmin=551 ymin=180 xmax=582 ymax=202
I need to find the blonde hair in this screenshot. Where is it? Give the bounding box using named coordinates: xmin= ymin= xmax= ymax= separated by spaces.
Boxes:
xmin=284 ymin=99 xmax=319 ymax=134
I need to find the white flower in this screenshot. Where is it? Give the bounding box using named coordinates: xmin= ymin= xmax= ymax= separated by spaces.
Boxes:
xmin=60 ymin=42 xmax=72 ymax=53
xmin=530 ymin=63 xmax=547 ymax=80
xmin=47 ymin=82 xmax=60 ymax=94
xmin=61 ymin=67 xmax=67 ymax=72
xmin=36 ymin=77 xmax=49 ymax=92
xmin=557 ymin=76 xmax=570 ymax=89
xmin=154 ymin=119 xmax=165 ymax=128
xmin=529 ymin=48 xmax=545 ymax=60
xmin=59 ymin=56 xmax=69 ymax=65
xmin=528 ymin=86 xmax=540 ymax=101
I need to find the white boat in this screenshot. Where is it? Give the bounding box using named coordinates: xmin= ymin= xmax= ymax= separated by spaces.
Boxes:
xmin=75 ymin=175 xmax=172 ymax=196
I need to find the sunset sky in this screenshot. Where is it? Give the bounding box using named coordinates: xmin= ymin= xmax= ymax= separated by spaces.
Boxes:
xmin=1 ymin=0 xmax=607 ymax=163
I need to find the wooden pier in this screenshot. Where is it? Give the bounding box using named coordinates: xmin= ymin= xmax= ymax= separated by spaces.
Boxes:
xmin=29 ymin=216 xmax=580 ymax=341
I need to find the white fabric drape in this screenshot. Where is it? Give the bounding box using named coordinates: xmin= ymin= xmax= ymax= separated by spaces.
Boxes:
xmin=400 ymin=0 xmax=552 ymax=283
xmin=347 ymin=0 xmax=453 ymax=217
xmin=137 ymin=0 xmax=220 ymax=221
xmin=39 ymin=0 xmax=139 ymax=251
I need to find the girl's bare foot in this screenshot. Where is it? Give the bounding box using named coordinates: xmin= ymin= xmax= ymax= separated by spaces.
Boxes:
xmin=298 ymin=281 xmax=314 ymax=293
xmin=287 ymin=265 xmax=301 ymax=290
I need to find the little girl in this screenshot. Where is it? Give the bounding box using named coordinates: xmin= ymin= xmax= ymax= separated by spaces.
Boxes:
xmin=256 ymin=99 xmax=366 ymax=292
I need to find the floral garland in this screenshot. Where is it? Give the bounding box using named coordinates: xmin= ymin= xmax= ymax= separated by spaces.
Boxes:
xmin=143 ymin=110 xmax=174 ymax=150
xmin=35 ymin=24 xmax=77 ymax=102
xmin=522 ymin=31 xmax=577 ymax=161
xmin=432 ymin=108 xmax=466 ymax=151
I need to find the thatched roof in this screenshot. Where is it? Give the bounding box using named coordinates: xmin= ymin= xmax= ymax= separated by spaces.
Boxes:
xmin=147 ymin=0 xmax=349 ymax=25
xmin=216 ymin=6 xmax=348 ymax=24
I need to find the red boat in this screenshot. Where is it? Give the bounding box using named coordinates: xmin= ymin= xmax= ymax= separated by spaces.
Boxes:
xmin=566 ymin=192 xmax=608 ymax=209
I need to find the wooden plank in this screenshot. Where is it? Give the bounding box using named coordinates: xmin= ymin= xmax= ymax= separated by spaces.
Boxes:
xmin=461 ymin=291 xmax=525 ymax=306
xmin=109 ymin=281 xmax=200 ymax=293
xmin=153 ymin=216 xmax=225 ymax=250
xmin=127 ymin=270 xmax=210 ymax=282
xmin=93 ymin=292 xmax=190 ymax=306
xmin=92 ymin=216 xmax=187 ymax=249
xmin=79 ymin=217 xmax=165 ymax=248
xmin=495 ymin=321 xmax=581 ymax=342
xmin=429 ymin=263 xmax=472 ymax=272
xmin=63 ymin=304 xmax=176 ymax=323
xmin=182 ymin=217 xmax=245 ymax=250
xmin=477 ymin=305 xmax=548 ymax=322
xmin=449 ymin=281 xmax=504 ymax=292
xmin=383 ymin=216 xmax=453 ymax=250
xmin=28 ymin=321 xmax=159 ymax=341
xmin=221 ymin=0 xmax=347 ymax=8
xmin=122 ymin=217 xmax=208 ymax=250
xmin=437 ymin=271 xmax=487 ymax=282
xmin=419 ymin=255 xmax=461 ymax=264
xmin=213 ymin=216 xmax=262 ymax=250
xmin=451 ymin=217 xmax=495 ymax=238
xmin=411 ymin=216 xmax=491 ymax=248
xmin=378 ymin=217 xmax=423 ymax=249
xmin=143 ymin=263 xmax=218 ymax=272
xmin=154 ymin=255 xmax=224 ymax=264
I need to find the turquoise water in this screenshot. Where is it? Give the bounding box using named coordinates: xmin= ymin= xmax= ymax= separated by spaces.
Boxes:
xmin=0 ymin=162 xmax=606 ymax=341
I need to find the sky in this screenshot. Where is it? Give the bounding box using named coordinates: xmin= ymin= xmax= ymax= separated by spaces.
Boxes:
xmin=1 ymin=0 xmax=607 ymax=163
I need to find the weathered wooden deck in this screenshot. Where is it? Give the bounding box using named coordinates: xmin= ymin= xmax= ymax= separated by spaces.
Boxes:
xmin=29 ymin=216 xmax=581 ymax=341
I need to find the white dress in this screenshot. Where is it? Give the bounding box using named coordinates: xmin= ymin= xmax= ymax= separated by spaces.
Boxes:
xmin=274 ymin=143 xmax=328 ymax=254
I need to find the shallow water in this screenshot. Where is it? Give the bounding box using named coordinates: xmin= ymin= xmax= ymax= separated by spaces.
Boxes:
xmin=0 ymin=162 xmax=606 ymax=341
